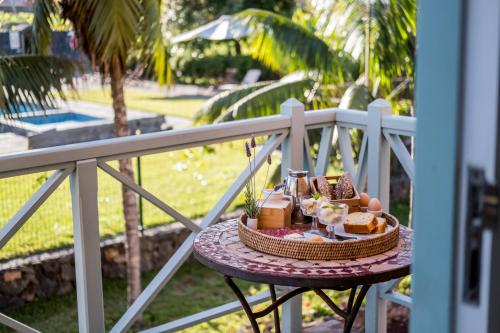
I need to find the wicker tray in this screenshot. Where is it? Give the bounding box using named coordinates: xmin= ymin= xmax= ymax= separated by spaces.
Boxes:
xmin=238 ymin=214 xmax=399 ymax=260
xmin=309 ymin=175 xmax=361 ymax=213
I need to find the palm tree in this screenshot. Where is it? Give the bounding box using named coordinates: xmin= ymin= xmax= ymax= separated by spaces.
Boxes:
xmin=0 ymin=55 xmax=78 ymax=116
xmin=195 ymin=0 xmax=416 ymax=124
xmin=31 ymin=0 xmax=170 ymax=306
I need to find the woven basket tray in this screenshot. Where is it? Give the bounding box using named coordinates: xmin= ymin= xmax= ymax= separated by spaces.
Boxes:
xmin=238 ymin=214 xmax=400 ymax=260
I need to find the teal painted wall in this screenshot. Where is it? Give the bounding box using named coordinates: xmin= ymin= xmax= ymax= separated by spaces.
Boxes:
xmin=411 ymin=0 xmax=463 ymax=332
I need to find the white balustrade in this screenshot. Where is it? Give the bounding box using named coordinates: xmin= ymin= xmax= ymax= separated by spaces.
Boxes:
xmin=0 ymin=98 xmax=416 ymax=333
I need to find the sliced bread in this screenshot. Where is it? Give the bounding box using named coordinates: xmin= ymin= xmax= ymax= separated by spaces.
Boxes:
xmin=344 ymin=212 xmax=377 ymax=234
xmin=373 ymin=217 xmax=387 ymax=234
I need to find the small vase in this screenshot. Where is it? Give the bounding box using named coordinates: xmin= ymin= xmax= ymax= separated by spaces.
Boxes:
xmin=247 ymin=217 xmax=259 ymax=230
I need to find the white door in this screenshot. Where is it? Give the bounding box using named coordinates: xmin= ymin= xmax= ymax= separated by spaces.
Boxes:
xmin=455 ymin=0 xmax=500 ymax=332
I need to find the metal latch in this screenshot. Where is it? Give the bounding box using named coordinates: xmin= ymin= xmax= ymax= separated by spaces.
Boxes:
xmin=463 ymin=167 xmax=499 ymax=305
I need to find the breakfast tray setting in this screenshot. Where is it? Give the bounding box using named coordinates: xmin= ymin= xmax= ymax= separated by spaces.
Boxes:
xmin=194 ymin=142 xmax=412 ymax=333
xmin=238 ymin=212 xmax=400 ymax=260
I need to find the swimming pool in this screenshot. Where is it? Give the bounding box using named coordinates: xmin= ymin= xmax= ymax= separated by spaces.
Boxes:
xmin=20 ymin=112 xmax=101 ymax=125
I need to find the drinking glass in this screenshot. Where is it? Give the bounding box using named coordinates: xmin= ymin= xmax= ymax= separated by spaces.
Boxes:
xmin=299 ymin=195 xmax=321 ymax=235
xmin=317 ymin=203 xmax=348 ymax=239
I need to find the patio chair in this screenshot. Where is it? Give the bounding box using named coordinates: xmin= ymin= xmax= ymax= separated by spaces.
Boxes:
xmin=218 ymin=69 xmax=262 ymax=91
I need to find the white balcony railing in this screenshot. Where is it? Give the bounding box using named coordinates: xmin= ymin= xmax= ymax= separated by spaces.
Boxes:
xmin=0 ymin=98 xmax=415 ymax=333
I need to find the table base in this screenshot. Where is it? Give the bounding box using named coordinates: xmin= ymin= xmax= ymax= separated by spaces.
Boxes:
xmin=224 ymin=275 xmax=371 ymax=333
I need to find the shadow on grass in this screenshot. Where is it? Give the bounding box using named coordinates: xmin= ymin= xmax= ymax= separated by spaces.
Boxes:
xmin=0 ymin=261 xmax=261 ymax=333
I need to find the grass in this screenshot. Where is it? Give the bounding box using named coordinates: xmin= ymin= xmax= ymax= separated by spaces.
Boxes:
xmin=0 ymin=261 xmax=352 ymax=333
xmin=0 ymin=142 xmax=279 ymax=260
xmin=75 ymin=87 xmax=206 ymax=119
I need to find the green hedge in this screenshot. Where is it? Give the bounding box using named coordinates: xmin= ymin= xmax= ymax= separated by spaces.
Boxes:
xmin=176 ymin=55 xmax=279 ymax=85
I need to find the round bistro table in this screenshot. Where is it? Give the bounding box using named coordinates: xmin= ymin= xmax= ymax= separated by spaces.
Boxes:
xmin=193 ymin=220 xmax=412 ymax=333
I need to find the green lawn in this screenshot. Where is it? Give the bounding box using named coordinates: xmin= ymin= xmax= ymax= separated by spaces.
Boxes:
xmin=0 ymin=261 xmax=351 ymax=333
xmin=0 ymin=142 xmax=279 ymax=260
xmin=75 ymin=87 xmax=206 ymax=119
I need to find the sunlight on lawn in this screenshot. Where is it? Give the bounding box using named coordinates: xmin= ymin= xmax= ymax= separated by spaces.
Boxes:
xmin=0 ymin=141 xmax=280 ymax=260
xmin=75 ymin=88 xmax=206 ymax=120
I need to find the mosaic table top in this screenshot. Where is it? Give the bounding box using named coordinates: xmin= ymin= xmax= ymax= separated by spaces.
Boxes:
xmin=194 ymin=220 xmax=412 ymax=288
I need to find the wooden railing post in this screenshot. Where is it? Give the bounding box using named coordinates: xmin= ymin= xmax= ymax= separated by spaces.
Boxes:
xmin=365 ymin=99 xmax=392 ymax=333
xmin=70 ymin=159 xmax=105 ymax=333
xmin=280 ymin=98 xmax=305 ymax=333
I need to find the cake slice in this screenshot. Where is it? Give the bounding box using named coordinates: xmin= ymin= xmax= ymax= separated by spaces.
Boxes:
xmin=373 ymin=217 xmax=387 ymax=234
xmin=344 ymin=212 xmax=377 ymax=234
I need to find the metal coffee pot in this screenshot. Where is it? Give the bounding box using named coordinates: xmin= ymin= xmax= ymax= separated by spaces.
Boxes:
xmin=284 ymin=169 xmax=310 ymax=223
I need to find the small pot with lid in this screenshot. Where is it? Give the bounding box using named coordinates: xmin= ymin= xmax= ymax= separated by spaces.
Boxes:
xmin=284 ymin=169 xmax=310 ymax=223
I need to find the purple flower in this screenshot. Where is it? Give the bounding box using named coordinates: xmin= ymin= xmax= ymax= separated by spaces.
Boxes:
xmin=267 ymin=154 xmax=272 ymax=165
xmin=245 ymin=141 xmax=251 ymax=157
xmin=274 ymin=183 xmax=285 ymax=191
xmin=250 ymin=135 xmax=256 ymax=148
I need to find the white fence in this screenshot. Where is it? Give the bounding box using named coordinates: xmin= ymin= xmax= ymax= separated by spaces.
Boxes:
xmin=0 ymin=98 xmax=415 ymax=333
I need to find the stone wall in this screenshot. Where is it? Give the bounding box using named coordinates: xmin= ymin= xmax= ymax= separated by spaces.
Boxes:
xmin=0 ymin=222 xmax=190 ymax=309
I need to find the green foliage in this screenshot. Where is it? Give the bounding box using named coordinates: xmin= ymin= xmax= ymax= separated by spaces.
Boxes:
xmin=215 ymin=77 xmax=315 ymax=122
xmin=0 ymin=55 xmax=80 ymax=117
xmin=176 ymin=54 xmax=278 ymax=85
xmin=197 ymin=1 xmax=416 ymax=123
xmin=0 ymin=11 xmax=33 ymax=30
xmin=31 ymin=0 xmax=58 ymax=54
xmin=243 ymin=182 xmax=259 ymax=218
xmin=237 ymin=9 xmax=340 ymax=78
xmin=194 ymin=81 xmax=273 ymax=124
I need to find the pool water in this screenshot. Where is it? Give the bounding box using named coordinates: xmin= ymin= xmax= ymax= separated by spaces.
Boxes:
xmin=20 ymin=112 xmax=101 ymax=125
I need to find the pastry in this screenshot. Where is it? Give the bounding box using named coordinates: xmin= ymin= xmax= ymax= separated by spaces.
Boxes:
xmin=317 ymin=176 xmax=334 ymax=198
xmin=334 ymin=174 xmax=354 ymax=199
xmin=344 ymin=212 xmax=377 ymax=234
xmin=302 ymin=198 xmax=317 ymax=214
xmin=373 ymin=217 xmax=387 ymax=233
xmin=309 ymin=235 xmax=324 ymax=242
xmin=318 ymin=204 xmax=344 ymax=224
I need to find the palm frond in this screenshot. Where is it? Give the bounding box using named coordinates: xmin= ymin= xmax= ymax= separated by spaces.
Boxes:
xmin=215 ymin=78 xmax=315 ymax=123
xmin=0 ymin=55 xmax=80 ymax=117
xmin=140 ymin=0 xmax=173 ymax=87
xmin=194 ymin=81 xmax=274 ymax=124
xmin=90 ymin=0 xmax=141 ymax=66
xmin=31 ymin=0 xmax=58 ymax=54
xmin=236 ymin=9 xmax=346 ymax=82
xmin=371 ymin=0 xmax=416 ymax=94
xmin=60 ymin=0 xmax=142 ymax=70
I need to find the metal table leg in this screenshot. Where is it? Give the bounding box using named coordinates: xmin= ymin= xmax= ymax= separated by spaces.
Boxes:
xmin=224 ymin=275 xmax=371 ymax=333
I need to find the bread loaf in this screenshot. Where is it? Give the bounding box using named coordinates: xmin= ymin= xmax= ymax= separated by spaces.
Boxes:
xmin=317 ymin=176 xmax=334 ymax=198
xmin=334 ymin=174 xmax=354 ymax=199
xmin=344 ymin=212 xmax=377 ymax=234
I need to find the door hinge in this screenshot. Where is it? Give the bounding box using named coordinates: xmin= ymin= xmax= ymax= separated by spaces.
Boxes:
xmin=463 ymin=167 xmax=499 ymax=304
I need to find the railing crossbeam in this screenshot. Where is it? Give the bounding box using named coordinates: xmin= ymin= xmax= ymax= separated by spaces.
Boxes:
xmin=97 ymin=162 xmax=202 ymax=233
xmin=383 ymin=132 xmax=415 ymax=181
xmin=354 ymin=132 xmax=368 ymax=190
xmin=111 ymin=133 xmax=287 ymax=333
xmin=201 ymin=132 xmax=287 ymax=229
xmin=0 ymin=167 xmax=73 ymax=251
xmin=315 ymin=126 xmax=334 ymax=176
xmin=139 ymin=291 xmax=274 ymax=333
xmin=0 ymin=313 xmax=41 ymax=333
xmin=303 ymin=133 xmax=315 ymax=175
xmin=337 ymin=126 xmax=356 ymax=176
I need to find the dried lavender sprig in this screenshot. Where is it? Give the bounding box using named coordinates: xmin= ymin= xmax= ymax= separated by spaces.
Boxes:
xmin=245 ymin=141 xmax=251 ymax=157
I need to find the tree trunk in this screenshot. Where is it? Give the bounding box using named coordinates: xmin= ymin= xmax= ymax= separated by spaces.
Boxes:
xmin=110 ymin=62 xmax=141 ymax=306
